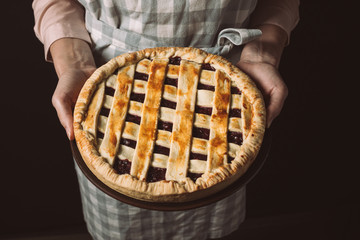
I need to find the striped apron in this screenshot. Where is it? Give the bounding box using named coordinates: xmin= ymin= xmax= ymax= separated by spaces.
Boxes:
xmin=75 ymin=1 xmax=260 ymax=239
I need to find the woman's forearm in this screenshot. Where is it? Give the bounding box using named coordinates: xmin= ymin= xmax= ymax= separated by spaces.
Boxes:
xmin=50 ymin=38 xmax=96 ymax=78
xmin=250 ymin=0 xmax=300 ymax=46
xmin=237 ymin=24 xmax=289 ymax=128
xmin=240 ymin=24 xmax=288 ymax=68
xmin=33 ymin=0 xmax=91 ymax=61
xmin=49 ymin=38 xmax=96 ymax=140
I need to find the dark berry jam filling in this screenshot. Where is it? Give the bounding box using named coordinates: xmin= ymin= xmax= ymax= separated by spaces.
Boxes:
xmin=97 ymin=130 xmax=104 ymax=139
xmin=160 ymin=98 xmax=177 ymax=109
xmin=146 ymin=166 xmax=166 ymax=182
xmin=153 ymin=144 xmax=170 ymax=156
xmin=105 ymin=86 xmax=115 ymax=96
xmin=198 ymin=82 xmax=215 ymax=91
xmin=134 ymin=72 xmax=149 ymax=81
xmin=169 ymin=56 xmax=181 ymax=65
xmin=100 ymin=107 xmax=110 ymax=117
xmin=227 ymin=131 xmax=243 ymax=145
xmin=190 ymin=152 xmax=207 ymax=161
xmin=228 ymin=155 xmax=235 ymax=163
xmin=157 ymin=119 xmax=173 ymax=132
xmin=192 ymin=127 xmax=210 ymax=140
xmin=229 ymin=108 xmax=241 ymax=118
xmin=113 ymin=158 xmax=131 ymax=175
xmin=195 ymin=105 xmax=213 ymax=115
xmin=231 ymin=86 xmax=241 ymax=95
xmin=120 ymin=137 xmax=137 ymax=149
xmin=130 ymin=92 xmax=145 ymax=103
xmin=201 ymin=63 xmax=216 ymax=71
xmin=187 ymin=172 xmax=203 ymax=182
xmin=125 ymin=113 xmax=141 ymax=125
xmin=164 ymin=77 xmax=178 ymax=87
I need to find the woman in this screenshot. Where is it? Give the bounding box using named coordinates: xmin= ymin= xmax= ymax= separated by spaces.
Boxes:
xmin=33 ymin=0 xmax=299 ymax=239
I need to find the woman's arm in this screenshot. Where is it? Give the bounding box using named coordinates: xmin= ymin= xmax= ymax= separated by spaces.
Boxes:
xmin=50 ymin=38 xmax=96 ymax=140
xmin=237 ymin=0 xmax=300 ymax=127
xmin=33 ymin=0 xmax=95 ymax=139
xmin=237 ymin=24 xmax=288 ymax=128
xmin=33 ymin=0 xmax=91 ymax=61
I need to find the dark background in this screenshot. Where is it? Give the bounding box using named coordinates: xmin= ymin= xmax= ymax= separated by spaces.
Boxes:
xmin=1 ymin=1 xmax=359 ymax=239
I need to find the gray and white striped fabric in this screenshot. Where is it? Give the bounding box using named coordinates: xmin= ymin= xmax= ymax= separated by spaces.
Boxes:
xmin=74 ymin=1 xmax=259 ymax=239
xmin=77 ymin=0 xmax=260 ymax=65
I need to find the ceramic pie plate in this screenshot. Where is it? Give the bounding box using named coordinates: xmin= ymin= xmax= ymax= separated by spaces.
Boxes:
xmin=71 ymin=128 xmax=271 ymax=211
xmin=72 ymin=47 xmax=268 ymax=210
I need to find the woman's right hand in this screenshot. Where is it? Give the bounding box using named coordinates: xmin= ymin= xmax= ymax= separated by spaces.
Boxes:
xmin=50 ymin=38 xmax=96 ymax=140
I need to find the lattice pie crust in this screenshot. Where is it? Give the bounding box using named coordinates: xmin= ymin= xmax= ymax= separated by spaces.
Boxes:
xmin=74 ymin=47 xmax=265 ymax=202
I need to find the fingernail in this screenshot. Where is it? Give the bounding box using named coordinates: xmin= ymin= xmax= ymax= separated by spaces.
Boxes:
xmin=266 ymin=120 xmax=272 ymax=128
xmin=66 ymin=129 xmax=71 ymax=140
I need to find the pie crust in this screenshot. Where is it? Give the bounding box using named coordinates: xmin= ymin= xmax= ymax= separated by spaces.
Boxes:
xmin=74 ymin=47 xmax=265 ymax=202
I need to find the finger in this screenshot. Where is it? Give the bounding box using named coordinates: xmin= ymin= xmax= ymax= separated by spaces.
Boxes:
xmin=266 ymin=85 xmax=288 ymax=128
xmin=52 ymin=96 xmax=75 ymax=140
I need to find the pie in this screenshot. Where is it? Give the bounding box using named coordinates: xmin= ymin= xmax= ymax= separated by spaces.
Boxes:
xmin=74 ymin=47 xmax=265 ymax=202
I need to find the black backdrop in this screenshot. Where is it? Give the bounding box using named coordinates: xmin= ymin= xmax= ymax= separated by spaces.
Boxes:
xmin=1 ymin=1 xmax=359 ymax=239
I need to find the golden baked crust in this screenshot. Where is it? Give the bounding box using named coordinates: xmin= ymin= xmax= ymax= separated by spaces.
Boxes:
xmin=74 ymin=47 xmax=266 ymax=202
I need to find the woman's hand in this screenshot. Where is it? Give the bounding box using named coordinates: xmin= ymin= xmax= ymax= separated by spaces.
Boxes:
xmin=50 ymin=38 xmax=96 ymax=140
xmin=237 ymin=24 xmax=288 ymax=128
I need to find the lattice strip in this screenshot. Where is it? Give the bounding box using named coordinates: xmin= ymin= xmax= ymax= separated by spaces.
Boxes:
xmin=196 ymin=90 xmax=214 ymax=107
xmin=83 ymin=81 xmax=105 ymax=140
xmin=206 ymin=70 xmax=231 ymax=173
xmin=199 ymin=70 xmax=215 ymax=86
xmin=130 ymin=58 xmax=168 ymax=180
xmin=189 ymin=159 xmax=207 ymax=173
xmin=166 ymin=60 xmax=201 ymax=182
xmin=99 ymin=65 xmax=135 ymax=165
xmin=241 ymin=94 xmax=251 ymax=138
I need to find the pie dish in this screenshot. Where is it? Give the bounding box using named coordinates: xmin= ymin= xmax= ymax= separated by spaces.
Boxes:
xmin=74 ymin=47 xmax=266 ymax=202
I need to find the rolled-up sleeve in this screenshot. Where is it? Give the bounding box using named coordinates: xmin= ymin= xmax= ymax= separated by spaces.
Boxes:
xmin=32 ymin=0 xmax=91 ymax=61
xmin=250 ymin=0 xmax=300 ymax=44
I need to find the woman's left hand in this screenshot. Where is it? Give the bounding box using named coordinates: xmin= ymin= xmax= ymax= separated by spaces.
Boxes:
xmin=236 ymin=24 xmax=288 ymax=128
